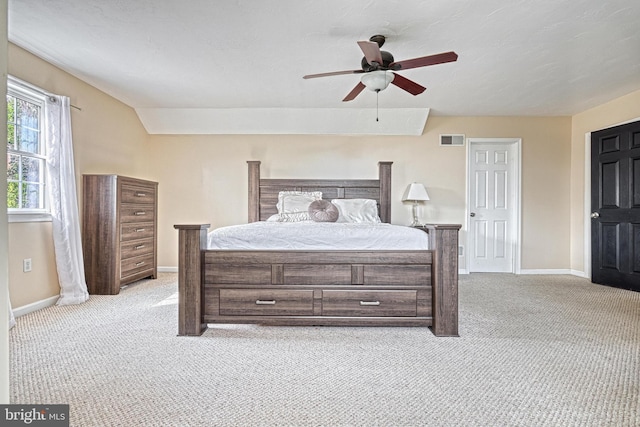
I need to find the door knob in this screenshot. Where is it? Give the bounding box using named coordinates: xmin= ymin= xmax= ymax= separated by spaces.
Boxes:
xmin=470 ymin=212 xmax=476 ymax=217
xmin=590 ymin=212 xmax=600 ymax=219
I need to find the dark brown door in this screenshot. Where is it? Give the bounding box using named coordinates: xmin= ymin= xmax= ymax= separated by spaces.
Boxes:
xmin=591 ymin=120 xmax=640 ymax=292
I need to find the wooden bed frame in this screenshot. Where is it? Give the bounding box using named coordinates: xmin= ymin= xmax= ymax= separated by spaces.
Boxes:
xmin=175 ymin=161 xmax=460 ymax=337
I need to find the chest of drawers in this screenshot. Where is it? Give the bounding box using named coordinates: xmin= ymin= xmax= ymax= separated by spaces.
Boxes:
xmin=82 ymin=175 xmax=158 ymax=294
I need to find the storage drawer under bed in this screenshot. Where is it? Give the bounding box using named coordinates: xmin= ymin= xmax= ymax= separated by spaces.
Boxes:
xmin=219 ymin=289 xmax=314 ymax=316
xmin=321 ymin=290 xmax=418 ymax=317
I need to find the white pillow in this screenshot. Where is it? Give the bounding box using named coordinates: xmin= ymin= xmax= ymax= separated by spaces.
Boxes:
xmin=331 ymin=199 xmax=381 ymax=223
xmin=276 ymin=191 xmax=323 ymax=222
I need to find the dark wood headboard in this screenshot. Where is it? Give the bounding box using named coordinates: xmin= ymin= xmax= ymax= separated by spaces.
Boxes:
xmin=247 ymin=161 xmax=393 ymax=223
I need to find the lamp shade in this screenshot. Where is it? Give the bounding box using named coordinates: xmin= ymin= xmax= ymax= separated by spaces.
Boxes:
xmin=402 ymin=182 xmax=430 ymax=202
xmin=360 ymin=70 xmax=395 ymax=92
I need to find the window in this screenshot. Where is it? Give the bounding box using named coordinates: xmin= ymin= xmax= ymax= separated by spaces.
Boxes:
xmin=6 ymin=78 xmax=49 ymax=221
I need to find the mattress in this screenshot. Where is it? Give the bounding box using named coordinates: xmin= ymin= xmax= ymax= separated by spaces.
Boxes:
xmin=207 ymin=221 xmax=429 ymax=250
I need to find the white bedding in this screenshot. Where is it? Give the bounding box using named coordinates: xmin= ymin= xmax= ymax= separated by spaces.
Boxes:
xmin=207 ymin=221 xmax=429 ymax=250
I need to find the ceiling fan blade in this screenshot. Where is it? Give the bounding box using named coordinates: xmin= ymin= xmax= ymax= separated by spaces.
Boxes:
xmin=303 ymin=69 xmax=364 ymax=79
xmin=342 ymin=82 xmax=366 ymax=102
xmin=357 ymin=40 xmax=383 ymax=66
xmin=390 ymin=51 xmax=458 ymax=71
xmin=391 ymin=73 xmax=426 ymax=96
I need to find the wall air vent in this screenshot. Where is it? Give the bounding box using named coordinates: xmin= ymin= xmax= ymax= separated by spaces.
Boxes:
xmin=440 ymin=134 xmax=465 ymax=146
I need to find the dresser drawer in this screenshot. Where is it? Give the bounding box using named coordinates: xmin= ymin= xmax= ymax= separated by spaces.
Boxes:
xmin=120 ymin=205 xmax=155 ymax=223
xmin=322 ymin=290 xmax=417 ymax=317
xmin=121 ymin=222 xmax=155 ymax=241
xmin=121 ymin=254 xmax=155 ymax=278
xmin=121 ymin=184 xmax=156 ymax=204
xmin=219 ymin=289 xmax=314 ymax=316
xmin=121 ymin=238 xmax=154 ymax=259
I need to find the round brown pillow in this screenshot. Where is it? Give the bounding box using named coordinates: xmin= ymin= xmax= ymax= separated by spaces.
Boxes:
xmin=308 ymin=199 xmax=339 ymax=222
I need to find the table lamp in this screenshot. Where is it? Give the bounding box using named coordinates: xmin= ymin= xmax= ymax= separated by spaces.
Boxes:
xmin=402 ymin=182 xmax=430 ymax=226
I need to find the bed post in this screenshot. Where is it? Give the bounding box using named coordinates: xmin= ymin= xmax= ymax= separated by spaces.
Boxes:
xmin=378 ymin=161 xmax=393 ymax=224
xmin=174 ymin=224 xmax=210 ymax=336
xmin=247 ymin=161 xmax=261 ymax=222
xmin=423 ymin=224 xmax=461 ymax=337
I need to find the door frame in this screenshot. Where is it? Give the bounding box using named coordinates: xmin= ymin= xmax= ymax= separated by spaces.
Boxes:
xmin=583 ymin=117 xmax=640 ymax=279
xmin=466 ymin=138 xmax=522 ymax=274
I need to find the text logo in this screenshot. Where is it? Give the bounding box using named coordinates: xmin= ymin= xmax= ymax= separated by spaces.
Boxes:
xmin=1 ymin=405 xmax=69 ymax=426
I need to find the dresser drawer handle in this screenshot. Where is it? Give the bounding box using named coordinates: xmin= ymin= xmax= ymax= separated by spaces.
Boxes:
xmin=255 ymin=300 xmax=276 ymax=305
xmin=134 ymin=245 xmax=145 ymax=250
xmin=135 ymin=228 xmax=146 ymax=232
xmin=134 ymin=211 xmax=146 ymax=216
xmin=135 ymin=192 xmax=146 ymax=197
xmin=359 ymin=301 xmax=380 ymax=306
xmin=135 ymin=261 xmax=145 ymax=267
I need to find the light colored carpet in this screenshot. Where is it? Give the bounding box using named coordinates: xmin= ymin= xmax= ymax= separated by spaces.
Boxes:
xmin=9 ymin=273 xmax=640 ymax=427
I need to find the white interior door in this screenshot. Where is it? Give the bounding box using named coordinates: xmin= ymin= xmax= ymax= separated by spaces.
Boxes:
xmin=467 ymin=139 xmax=520 ymax=273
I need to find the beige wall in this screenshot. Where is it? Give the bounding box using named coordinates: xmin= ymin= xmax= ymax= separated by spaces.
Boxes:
xmin=141 ymin=115 xmax=572 ymax=272
xmin=7 ymin=44 xmax=148 ymax=308
xmin=569 ymin=89 xmax=640 ymax=274
xmin=7 ymin=222 xmax=58 ymax=307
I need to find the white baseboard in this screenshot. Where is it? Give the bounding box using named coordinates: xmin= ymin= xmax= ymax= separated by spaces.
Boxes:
xmin=519 ymin=269 xmax=574 ymax=275
xmin=570 ymin=270 xmax=589 ymax=278
xmin=466 ymin=269 xmax=589 ymax=278
xmin=13 ymin=295 xmax=58 ymax=318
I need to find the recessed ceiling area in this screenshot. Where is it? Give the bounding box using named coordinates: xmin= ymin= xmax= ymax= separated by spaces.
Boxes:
xmin=8 ymin=0 xmax=640 ymax=135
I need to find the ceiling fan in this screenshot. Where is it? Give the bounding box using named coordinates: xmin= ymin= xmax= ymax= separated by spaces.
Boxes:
xmin=303 ymin=35 xmax=458 ymax=102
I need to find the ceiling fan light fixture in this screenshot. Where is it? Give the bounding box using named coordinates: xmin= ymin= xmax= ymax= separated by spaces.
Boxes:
xmin=360 ymin=70 xmax=394 ymax=92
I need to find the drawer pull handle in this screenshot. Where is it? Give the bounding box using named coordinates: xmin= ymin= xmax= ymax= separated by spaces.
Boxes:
xmin=135 ymin=228 xmax=146 ymax=232
xmin=134 ymin=245 xmax=145 ymax=250
xmin=255 ymin=300 xmax=276 ymax=305
xmin=134 ymin=211 xmax=146 ymax=216
xmin=360 ymin=301 xmax=380 ymax=306
xmin=135 ymin=192 xmax=146 ymax=197
xmin=135 ymin=261 xmax=145 ymax=266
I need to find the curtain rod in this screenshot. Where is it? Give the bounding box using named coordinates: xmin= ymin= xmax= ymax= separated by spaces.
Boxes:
xmin=47 ymin=96 xmax=82 ymax=111
xmin=8 ymin=75 xmax=82 ymax=111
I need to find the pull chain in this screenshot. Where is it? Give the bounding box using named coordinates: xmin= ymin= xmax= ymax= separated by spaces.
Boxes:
xmin=376 ymin=90 xmax=379 ymax=122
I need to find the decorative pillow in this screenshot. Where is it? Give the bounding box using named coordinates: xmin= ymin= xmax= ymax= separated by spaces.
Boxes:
xmin=275 ymin=191 xmax=323 ymax=222
xmin=331 ymin=198 xmax=381 ymax=223
xmin=308 ymin=200 xmax=339 ymax=222
xmin=276 ymin=191 xmax=322 ymax=213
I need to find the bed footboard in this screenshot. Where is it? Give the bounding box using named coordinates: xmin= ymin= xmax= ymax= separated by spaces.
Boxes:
xmin=174 ymin=223 xmax=460 ymax=337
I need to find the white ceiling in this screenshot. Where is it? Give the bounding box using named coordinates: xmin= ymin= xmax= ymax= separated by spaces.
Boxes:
xmin=8 ymin=0 xmax=640 ymax=134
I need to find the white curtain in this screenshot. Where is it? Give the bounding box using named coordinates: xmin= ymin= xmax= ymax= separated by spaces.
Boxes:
xmin=45 ymin=95 xmax=89 ymax=305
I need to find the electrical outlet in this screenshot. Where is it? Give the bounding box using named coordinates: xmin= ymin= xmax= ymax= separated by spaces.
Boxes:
xmin=23 ymin=258 xmax=32 ymax=272
xmin=458 ymin=246 xmax=464 ymax=257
